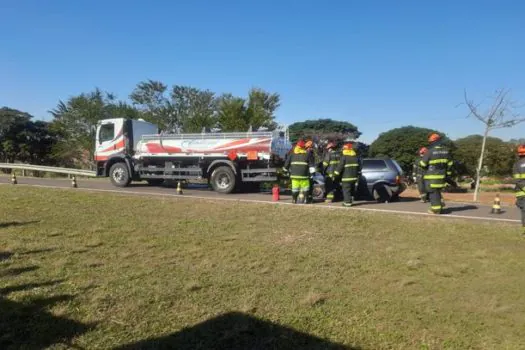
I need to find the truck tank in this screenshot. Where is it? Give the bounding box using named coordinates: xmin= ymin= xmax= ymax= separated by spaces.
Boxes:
xmin=135 ymin=131 xmax=289 ymax=160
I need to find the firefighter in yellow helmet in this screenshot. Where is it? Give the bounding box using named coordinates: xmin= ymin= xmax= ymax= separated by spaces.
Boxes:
xmin=513 ymin=144 xmax=525 ymax=235
xmin=334 ymin=142 xmax=361 ymax=207
xmin=283 ymin=139 xmax=316 ymax=204
xmin=419 ymin=133 xmax=453 ymax=214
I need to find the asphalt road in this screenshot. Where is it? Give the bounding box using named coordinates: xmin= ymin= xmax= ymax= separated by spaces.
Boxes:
xmin=1 ymin=176 xmax=521 ymax=224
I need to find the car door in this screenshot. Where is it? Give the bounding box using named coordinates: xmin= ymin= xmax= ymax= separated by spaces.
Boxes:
xmin=361 ymin=159 xmax=389 ymax=194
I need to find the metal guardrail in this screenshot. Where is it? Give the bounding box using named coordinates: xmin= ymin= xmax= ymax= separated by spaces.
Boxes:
xmin=0 ymin=163 xmax=97 ymax=177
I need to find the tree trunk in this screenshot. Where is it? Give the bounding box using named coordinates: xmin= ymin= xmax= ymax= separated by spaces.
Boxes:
xmin=473 ymin=127 xmax=490 ymax=202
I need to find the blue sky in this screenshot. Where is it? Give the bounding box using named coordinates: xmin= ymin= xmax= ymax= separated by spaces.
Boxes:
xmin=1 ymin=0 xmax=524 ymax=143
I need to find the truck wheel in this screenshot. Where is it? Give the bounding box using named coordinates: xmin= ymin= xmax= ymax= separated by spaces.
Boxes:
xmin=109 ymin=162 xmax=131 ymax=187
xmin=146 ymin=179 xmax=164 ymax=186
xmin=210 ymin=166 xmax=236 ymax=194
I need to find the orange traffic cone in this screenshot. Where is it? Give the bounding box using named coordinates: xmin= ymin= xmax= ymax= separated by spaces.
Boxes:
xmin=491 ymin=194 xmax=501 ymax=214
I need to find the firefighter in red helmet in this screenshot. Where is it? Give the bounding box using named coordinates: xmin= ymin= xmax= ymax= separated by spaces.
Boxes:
xmin=513 ymin=144 xmax=525 ymax=235
xmin=419 ymin=133 xmax=453 ymax=214
xmin=322 ymin=141 xmax=340 ymax=202
xmin=334 ymin=142 xmax=360 ymax=207
xmin=412 ymin=147 xmax=429 ymax=202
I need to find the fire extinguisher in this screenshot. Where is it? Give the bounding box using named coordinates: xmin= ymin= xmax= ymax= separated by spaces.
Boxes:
xmin=272 ymin=184 xmax=280 ymax=201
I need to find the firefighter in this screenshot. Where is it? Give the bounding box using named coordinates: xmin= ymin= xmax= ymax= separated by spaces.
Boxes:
xmin=305 ymin=140 xmax=315 ymax=203
xmin=322 ymin=141 xmax=341 ymax=202
xmin=513 ymin=144 xmax=525 ymax=235
xmin=334 ymin=142 xmax=360 ymax=207
xmin=413 ymin=147 xmax=429 ymax=202
xmin=420 ymin=133 xmax=453 ymax=214
xmin=283 ymin=139 xmax=316 ymax=204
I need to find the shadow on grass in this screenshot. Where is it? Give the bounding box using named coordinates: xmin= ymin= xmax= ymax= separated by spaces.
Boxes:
xmin=0 ymin=293 xmax=94 ymax=349
xmin=18 ymin=248 xmax=56 ymax=255
xmin=0 ymin=251 xmax=13 ymax=262
xmin=0 ymin=265 xmax=39 ymax=277
xmin=0 ymin=280 xmax=66 ymax=294
xmin=0 ymin=220 xmax=40 ymax=229
xmin=114 ymin=311 xmax=360 ymax=350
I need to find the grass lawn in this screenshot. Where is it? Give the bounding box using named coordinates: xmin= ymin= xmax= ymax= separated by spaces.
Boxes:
xmin=1 ymin=186 xmax=525 ymax=350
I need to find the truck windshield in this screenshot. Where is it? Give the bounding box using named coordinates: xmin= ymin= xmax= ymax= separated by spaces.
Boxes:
xmin=99 ymin=124 xmax=115 ymax=143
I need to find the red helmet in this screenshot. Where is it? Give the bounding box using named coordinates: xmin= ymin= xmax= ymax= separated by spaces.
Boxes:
xmin=343 ymin=142 xmax=353 ymax=150
xmin=326 ymin=141 xmax=336 ymax=150
xmin=296 ymin=139 xmax=306 ymax=148
xmin=428 ymin=133 xmax=441 ymax=143
xmin=419 ymin=147 xmax=428 ymax=155
xmin=518 ymin=144 xmax=525 ymax=156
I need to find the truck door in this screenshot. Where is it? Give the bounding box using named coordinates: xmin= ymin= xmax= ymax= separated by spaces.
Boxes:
xmin=94 ymin=118 xmax=125 ymax=162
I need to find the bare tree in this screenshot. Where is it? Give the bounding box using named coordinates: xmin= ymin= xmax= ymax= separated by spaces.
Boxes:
xmin=463 ymin=88 xmax=525 ymax=201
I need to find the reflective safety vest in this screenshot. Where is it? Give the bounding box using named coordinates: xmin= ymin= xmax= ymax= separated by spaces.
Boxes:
xmin=513 ymin=157 xmax=525 ymax=198
xmin=323 ymin=150 xmax=340 ymax=176
xmin=420 ymin=145 xmax=453 ymax=189
xmin=283 ymin=146 xmax=311 ymax=179
xmin=334 ymin=149 xmax=360 ymax=182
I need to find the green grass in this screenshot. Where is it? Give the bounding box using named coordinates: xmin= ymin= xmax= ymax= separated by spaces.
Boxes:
xmin=1 ymin=187 xmax=525 ymax=349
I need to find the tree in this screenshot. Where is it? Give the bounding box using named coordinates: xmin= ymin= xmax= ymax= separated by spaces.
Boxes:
xmin=217 ymin=94 xmax=248 ymax=131
xmin=509 ymin=138 xmax=525 ymax=145
xmin=49 ymin=88 xmax=139 ymax=168
xmin=0 ymin=107 xmax=32 ymax=163
xmin=462 ymin=89 xmax=525 ymax=201
xmin=369 ymin=126 xmax=453 ymax=173
xmin=130 ymin=80 xmax=175 ymax=131
xmin=0 ymin=107 xmax=58 ymax=165
xmin=170 ymin=85 xmax=217 ymax=133
xmin=454 ymin=135 xmax=515 ymax=177
xmin=244 ymin=88 xmax=280 ymax=131
xmin=287 ymin=119 xmax=361 ymax=143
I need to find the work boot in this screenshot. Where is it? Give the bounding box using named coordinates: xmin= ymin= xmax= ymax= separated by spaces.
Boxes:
xmin=292 ymin=193 xmax=298 ymax=204
xmin=343 ymin=202 xmax=353 ymax=207
xmin=325 ymin=193 xmax=334 ymax=203
xmin=427 ymin=209 xmax=441 ymax=215
xmin=420 ymin=195 xmax=427 ymax=203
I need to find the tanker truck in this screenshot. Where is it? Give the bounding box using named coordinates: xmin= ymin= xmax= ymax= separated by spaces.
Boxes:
xmin=94 ymin=117 xmax=292 ymax=193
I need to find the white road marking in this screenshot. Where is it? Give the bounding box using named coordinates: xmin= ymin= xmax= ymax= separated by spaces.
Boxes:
xmin=2 ymin=182 xmax=520 ymax=224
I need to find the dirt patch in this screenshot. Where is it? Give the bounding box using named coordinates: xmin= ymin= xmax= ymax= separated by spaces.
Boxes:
xmin=402 ymin=188 xmax=516 ymax=206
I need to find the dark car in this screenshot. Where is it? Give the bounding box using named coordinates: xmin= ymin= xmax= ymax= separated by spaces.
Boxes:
xmin=311 ymin=157 xmax=406 ymax=202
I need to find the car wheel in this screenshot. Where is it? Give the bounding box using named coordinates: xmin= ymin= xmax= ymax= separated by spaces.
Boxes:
xmin=312 ymin=184 xmax=325 ymax=200
xmin=373 ymin=184 xmax=392 ymax=203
